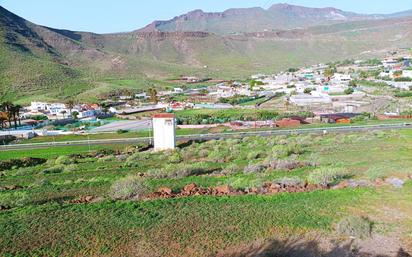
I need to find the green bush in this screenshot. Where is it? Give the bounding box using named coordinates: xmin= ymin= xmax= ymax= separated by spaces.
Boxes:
xmin=167 ymin=152 xmax=183 ymax=164
xmin=109 ymin=176 xmax=148 ymax=200
xmin=55 ymin=155 xmax=73 ymax=165
xmin=42 ymin=165 xmax=65 ymax=174
xmin=275 ymin=177 xmax=304 ymax=187
xmin=63 ymin=164 xmax=78 ymax=173
xmin=308 ymin=167 xmax=352 ymax=186
xmin=337 ymin=216 xmax=372 ymax=239
xmin=243 ymin=163 xmax=266 ymax=174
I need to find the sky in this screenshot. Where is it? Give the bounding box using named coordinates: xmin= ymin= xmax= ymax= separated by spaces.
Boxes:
xmin=1 ymin=0 xmax=411 ymax=33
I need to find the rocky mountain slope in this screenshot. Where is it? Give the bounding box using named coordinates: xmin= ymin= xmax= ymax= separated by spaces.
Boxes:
xmin=0 ymin=4 xmax=411 ymax=103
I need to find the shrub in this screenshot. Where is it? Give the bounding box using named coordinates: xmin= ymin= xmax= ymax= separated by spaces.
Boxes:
xmin=109 ymin=176 xmax=148 ymax=200
xmin=55 ymin=155 xmax=73 ymax=165
xmin=208 ymin=150 xmax=227 ymax=163
xmin=271 ymin=145 xmax=289 ymax=159
xmin=247 ymin=151 xmax=265 ymax=160
xmin=308 ymin=167 xmax=352 ymax=186
xmin=63 ymin=164 xmax=78 ymax=173
xmin=222 ymin=163 xmax=241 ymax=175
xmin=337 ymin=216 xmax=372 ymax=239
xmin=243 ymin=163 xmax=266 ymax=174
xmin=275 ymin=160 xmax=306 ymax=171
xmin=167 ymin=152 xmax=183 ymax=164
xmin=117 ymin=129 xmax=129 ymax=134
xmin=97 ymin=155 xmax=116 ymax=163
xmin=42 ymin=165 xmax=65 ymax=174
xmin=275 ymin=177 xmax=304 ymax=187
xmin=124 ymin=153 xmax=150 ymax=167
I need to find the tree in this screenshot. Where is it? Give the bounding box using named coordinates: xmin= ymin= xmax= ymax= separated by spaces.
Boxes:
xmin=344 ymin=88 xmax=355 ymax=95
xmin=66 ymin=100 xmax=75 ymax=115
xmin=349 ymin=80 xmax=357 ymax=88
xmin=61 ymin=110 xmax=67 ymax=119
xmin=14 ymin=105 xmax=22 ymax=127
xmin=1 ymin=102 xmax=14 ymax=128
xmin=304 ymin=88 xmax=313 ymax=94
xmin=147 ymin=88 xmax=159 ymax=104
xmin=71 ymin=111 xmax=79 ymax=120
xmin=324 ymin=68 xmax=335 ymax=79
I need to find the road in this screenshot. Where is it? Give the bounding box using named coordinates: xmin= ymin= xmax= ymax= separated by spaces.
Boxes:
xmin=1 ymin=123 xmax=411 ymax=151
xmin=91 ymin=120 xmax=151 ymax=132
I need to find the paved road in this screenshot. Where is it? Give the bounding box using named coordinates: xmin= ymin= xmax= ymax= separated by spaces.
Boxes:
xmin=91 ymin=120 xmax=151 ymax=132
xmin=1 ymin=123 xmax=411 ymax=151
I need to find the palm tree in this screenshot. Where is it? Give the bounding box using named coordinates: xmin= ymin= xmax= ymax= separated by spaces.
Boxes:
xmin=66 ymin=100 xmax=75 ymax=117
xmin=14 ymin=104 xmax=22 ymax=127
xmin=2 ymin=102 xmax=14 ymax=128
xmin=61 ymin=110 xmax=67 ymax=119
xmin=148 ymin=88 xmax=159 ymax=104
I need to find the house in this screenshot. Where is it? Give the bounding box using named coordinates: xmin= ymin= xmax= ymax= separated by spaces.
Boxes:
xmin=290 ymin=94 xmax=332 ymax=106
xmin=332 ymin=73 xmax=351 ymax=84
xmin=173 ymin=88 xmax=184 ymax=93
xmin=30 ymin=102 xmax=48 ymax=111
xmin=402 ymin=70 xmax=412 ymax=79
xmin=382 ymin=58 xmax=398 ymax=68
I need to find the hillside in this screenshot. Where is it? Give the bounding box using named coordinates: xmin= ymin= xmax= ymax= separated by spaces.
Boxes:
xmin=0 ymin=5 xmax=412 ymax=103
xmin=138 ymin=4 xmax=382 ymax=35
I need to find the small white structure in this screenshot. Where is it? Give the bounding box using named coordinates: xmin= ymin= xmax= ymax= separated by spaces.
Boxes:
xmin=152 ymin=113 xmax=176 ymax=151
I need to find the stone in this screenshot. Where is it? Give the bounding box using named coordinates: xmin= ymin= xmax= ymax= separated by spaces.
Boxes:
xmin=158 ymin=187 xmax=172 ymax=195
xmin=214 ymin=185 xmax=232 ymax=194
xmin=385 ymin=178 xmax=404 ymax=188
xmin=183 ymin=183 xmax=197 ymax=193
xmin=332 ymin=180 xmax=349 ymax=190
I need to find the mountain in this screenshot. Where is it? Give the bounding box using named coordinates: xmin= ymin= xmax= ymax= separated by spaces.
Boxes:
xmin=139 ymin=4 xmax=381 ymax=35
xmin=0 ymin=5 xmax=411 ymax=103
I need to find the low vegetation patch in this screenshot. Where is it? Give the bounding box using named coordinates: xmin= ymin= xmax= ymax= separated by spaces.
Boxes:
xmin=336 ymin=216 xmax=372 ymax=239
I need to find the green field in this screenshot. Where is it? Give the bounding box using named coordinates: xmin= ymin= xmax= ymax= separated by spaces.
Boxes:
xmin=1 ymin=129 xmax=412 ymax=256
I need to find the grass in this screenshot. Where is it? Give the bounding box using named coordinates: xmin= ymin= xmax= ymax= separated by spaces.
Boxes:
xmin=1 ymin=129 xmax=412 ymax=255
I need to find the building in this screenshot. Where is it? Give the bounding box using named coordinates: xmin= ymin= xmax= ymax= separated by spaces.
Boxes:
xmin=152 ymin=113 xmax=176 ymax=151
xmin=402 ymin=70 xmax=412 ymax=79
xmin=332 ymin=73 xmax=351 ymax=84
xmin=289 ymin=94 xmax=332 ymax=106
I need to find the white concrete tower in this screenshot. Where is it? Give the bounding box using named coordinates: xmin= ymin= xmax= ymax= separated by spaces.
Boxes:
xmin=152 ymin=113 xmax=176 ymax=151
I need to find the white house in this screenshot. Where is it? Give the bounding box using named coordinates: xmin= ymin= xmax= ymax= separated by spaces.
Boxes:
xmin=152 ymin=113 xmax=176 ymax=151
xmin=290 ymin=93 xmax=332 ymax=106
xmin=332 ymin=73 xmax=351 ymax=84
xmin=402 ymin=70 xmax=412 ymax=79
xmin=30 ymin=102 xmax=49 ymax=111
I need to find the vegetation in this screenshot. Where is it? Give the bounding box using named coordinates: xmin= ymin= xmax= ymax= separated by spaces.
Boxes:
xmin=1 ymin=129 xmax=412 ymax=255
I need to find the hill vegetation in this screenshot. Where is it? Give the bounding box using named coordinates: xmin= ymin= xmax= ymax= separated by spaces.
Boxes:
xmin=0 ymin=5 xmax=411 ymax=103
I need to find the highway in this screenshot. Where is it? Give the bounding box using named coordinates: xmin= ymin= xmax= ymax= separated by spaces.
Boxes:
xmin=1 ymin=123 xmax=411 ymax=151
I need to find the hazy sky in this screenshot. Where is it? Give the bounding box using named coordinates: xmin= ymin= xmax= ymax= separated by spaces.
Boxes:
xmin=1 ymin=0 xmax=411 ymax=33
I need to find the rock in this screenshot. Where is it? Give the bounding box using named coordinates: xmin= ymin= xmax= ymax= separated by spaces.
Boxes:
xmin=333 ymin=180 xmax=349 ymax=190
xmin=214 ymin=185 xmax=232 ymax=195
xmin=4 ymin=185 xmax=22 ymax=191
xmin=183 ymin=183 xmax=197 ymax=193
xmin=375 ymin=178 xmax=384 ymax=186
xmin=385 ymin=178 xmax=404 ymax=188
xmin=158 ymin=187 xmax=172 ymax=195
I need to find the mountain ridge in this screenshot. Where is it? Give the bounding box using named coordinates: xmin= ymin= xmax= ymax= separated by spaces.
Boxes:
xmin=0 ymin=4 xmax=411 ymax=103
